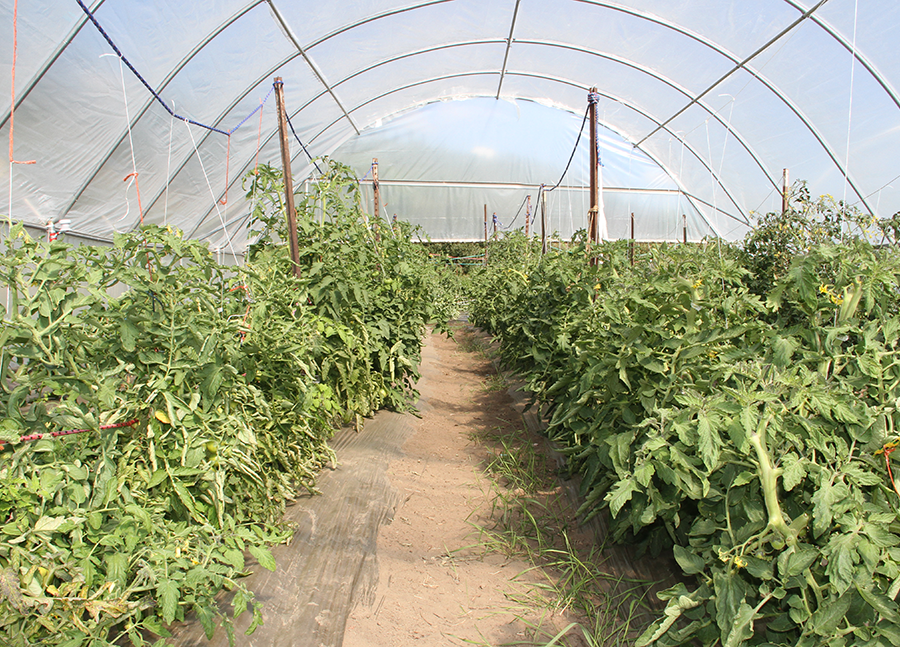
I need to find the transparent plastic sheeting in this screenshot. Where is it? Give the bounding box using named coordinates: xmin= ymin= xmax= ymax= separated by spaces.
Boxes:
xmin=341 ymin=98 xmax=711 ymax=241
xmin=1 ymin=0 xmax=898 ymax=247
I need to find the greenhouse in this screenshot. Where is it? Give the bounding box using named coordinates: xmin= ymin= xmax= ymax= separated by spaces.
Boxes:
xmin=2 ymin=1 xmax=900 ymax=646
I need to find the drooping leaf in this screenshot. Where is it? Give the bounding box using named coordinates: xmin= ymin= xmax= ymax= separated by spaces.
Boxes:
xmin=157 ymin=579 xmax=180 ymax=625
xmin=248 ymin=545 xmax=277 ymax=572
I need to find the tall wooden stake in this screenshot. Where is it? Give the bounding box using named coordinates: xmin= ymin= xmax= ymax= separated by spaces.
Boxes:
xmin=683 ymin=213 xmax=687 ymax=244
xmin=493 ymin=212 xmax=498 ymax=237
xmin=484 ymin=204 xmax=488 ymax=266
xmin=782 ymin=168 xmax=790 ymax=214
xmin=372 ymin=158 xmax=381 ymax=242
xmin=588 ymin=87 xmax=600 ymax=265
xmin=540 ymin=186 xmax=548 ymax=255
xmin=525 ymin=195 xmax=532 ymax=238
xmin=273 ymin=77 xmax=301 ymax=279
xmin=630 ymin=212 xmax=635 ymax=266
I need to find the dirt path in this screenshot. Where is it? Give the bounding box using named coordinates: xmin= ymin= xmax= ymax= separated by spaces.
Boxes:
xmin=342 ymin=327 xmax=583 ymax=647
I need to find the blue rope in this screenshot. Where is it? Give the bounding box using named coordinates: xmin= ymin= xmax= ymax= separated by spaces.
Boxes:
xmin=283 ymin=103 xmax=323 ymax=174
xmin=77 ymin=0 xmax=268 ymax=138
xmin=228 ymin=86 xmax=275 ymax=135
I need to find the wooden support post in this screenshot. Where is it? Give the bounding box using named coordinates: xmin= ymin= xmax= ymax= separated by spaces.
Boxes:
xmin=525 ymin=195 xmax=532 ymax=238
xmin=372 ymin=158 xmax=381 ymax=242
xmin=630 ymin=212 xmax=635 ymax=266
xmin=540 ymin=186 xmax=548 ymax=255
xmin=782 ymin=168 xmax=790 ymax=214
xmin=493 ymin=212 xmax=498 ymax=237
xmin=484 ymin=204 xmax=488 ymax=266
xmin=683 ymin=213 xmax=687 ymax=244
xmin=588 ymin=87 xmax=600 ymax=266
xmin=273 ymin=77 xmax=302 ymax=279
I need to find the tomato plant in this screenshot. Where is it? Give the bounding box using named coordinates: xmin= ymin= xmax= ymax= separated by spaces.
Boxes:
xmin=0 ymin=159 xmax=456 ymax=646
xmin=471 ymin=210 xmax=900 ymax=646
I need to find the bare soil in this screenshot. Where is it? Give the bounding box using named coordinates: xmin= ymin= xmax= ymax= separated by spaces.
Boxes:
xmin=342 ymin=326 xmax=589 ymax=647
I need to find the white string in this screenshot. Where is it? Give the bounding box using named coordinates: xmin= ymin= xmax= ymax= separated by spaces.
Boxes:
xmin=853 ymin=171 xmax=900 ymax=207
xmin=112 ymin=55 xmax=139 ymax=230
xmin=164 ymin=99 xmax=175 ymax=226
xmin=705 ymin=118 xmax=717 ymax=240
xmin=184 ymin=122 xmax=243 ymax=267
xmin=842 ymin=0 xmax=860 ymax=212
xmin=566 ymin=163 xmax=573 ymax=238
xmin=715 ymin=94 xmax=736 ymax=243
xmin=678 ymin=134 xmax=686 ymax=239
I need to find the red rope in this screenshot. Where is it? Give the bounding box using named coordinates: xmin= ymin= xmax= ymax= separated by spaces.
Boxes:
xmin=218 ymin=135 xmax=231 ymax=205
xmin=886 ymin=450 xmax=899 ymax=497
xmin=8 ymin=0 xmax=35 ymax=166
xmin=877 ymin=442 xmax=900 ymax=498
xmin=1 ymin=418 xmax=140 ymax=449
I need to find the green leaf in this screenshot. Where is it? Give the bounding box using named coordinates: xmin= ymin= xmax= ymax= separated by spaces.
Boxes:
xmin=606 ymin=477 xmax=638 ymax=517
xmin=33 ymin=515 xmax=66 ymax=534
xmin=634 ymin=462 xmax=655 ymax=488
xmin=697 ymin=412 xmax=720 ymax=471
xmin=785 ymin=547 xmax=819 ymax=577
xmin=863 ymin=523 xmax=900 ymax=548
xmin=825 ymin=534 xmax=859 ymax=594
xmin=232 ymin=588 xmax=249 ymax=619
xmin=57 ymin=639 xmax=86 ymax=647
xmin=772 ymin=335 xmax=798 ymax=367
xmin=810 ymin=592 xmax=852 ymax=636
xmin=673 ymin=545 xmax=706 ymax=575
xmin=157 ymin=579 xmax=180 ymax=625
xmin=248 ymin=544 xmax=277 ymax=571
xmin=714 ymin=571 xmax=747 ymax=636
xmin=732 ymin=470 xmax=755 ymax=487
xmin=195 ymin=602 xmax=217 ymax=640
xmin=857 ymin=586 xmax=900 ymax=624
xmin=635 ymin=593 xmax=700 ymax=647
xmin=223 ymin=547 xmax=244 ymax=571
xmin=723 ymin=601 xmax=757 ymax=647
xmin=120 ymin=319 xmax=139 ymax=352
xmin=780 ymin=453 xmax=806 ymax=491
xmin=105 ymin=552 xmax=129 ymax=587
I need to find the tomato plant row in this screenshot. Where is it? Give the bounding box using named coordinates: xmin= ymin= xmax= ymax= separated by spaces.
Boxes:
xmin=468 ymin=201 xmax=900 ymax=646
xmin=0 ymin=160 xmax=457 ymax=646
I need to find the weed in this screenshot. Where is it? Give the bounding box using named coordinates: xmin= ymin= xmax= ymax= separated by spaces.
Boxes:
xmin=467 ymin=422 xmax=656 ymax=646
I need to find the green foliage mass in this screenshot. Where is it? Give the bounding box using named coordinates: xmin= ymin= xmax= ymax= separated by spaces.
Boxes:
xmin=0 ymin=159 xmax=457 ymax=646
xmin=468 ymin=196 xmax=900 ymax=646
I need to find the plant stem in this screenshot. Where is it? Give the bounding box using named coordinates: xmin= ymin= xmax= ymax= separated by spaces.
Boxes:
xmin=748 ymin=413 xmax=798 ymax=547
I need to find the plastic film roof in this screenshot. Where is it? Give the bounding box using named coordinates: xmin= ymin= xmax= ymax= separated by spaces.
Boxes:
xmin=2 ymin=0 xmax=899 ymax=247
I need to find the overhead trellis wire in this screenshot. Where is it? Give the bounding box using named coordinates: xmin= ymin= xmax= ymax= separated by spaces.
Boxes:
xmin=285 ymin=111 xmax=323 ymax=174
xmin=75 ymin=0 xmax=272 ymax=138
xmin=546 ymin=102 xmax=592 ymax=193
